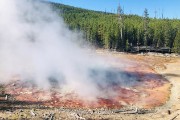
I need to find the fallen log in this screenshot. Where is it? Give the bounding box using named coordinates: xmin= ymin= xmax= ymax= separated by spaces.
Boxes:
xmin=170 ymin=113 xmax=179 ymax=120
xmin=114 ymin=107 xmax=155 ymax=114
xmin=30 ymin=110 xmax=36 ymax=116
xmin=70 ymin=112 xmax=85 ymax=120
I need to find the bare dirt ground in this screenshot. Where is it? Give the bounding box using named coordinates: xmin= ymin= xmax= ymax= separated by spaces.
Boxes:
xmin=0 ymin=50 xmax=179 ymax=120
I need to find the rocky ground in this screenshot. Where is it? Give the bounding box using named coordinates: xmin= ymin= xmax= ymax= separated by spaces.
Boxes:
xmin=0 ymin=51 xmax=179 ymax=120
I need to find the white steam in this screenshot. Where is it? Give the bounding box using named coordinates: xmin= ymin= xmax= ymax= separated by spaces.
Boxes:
xmin=0 ymin=0 xmax=137 ymax=101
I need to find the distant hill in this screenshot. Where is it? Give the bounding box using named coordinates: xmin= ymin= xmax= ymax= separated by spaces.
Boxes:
xmin=49 ymin=2 xmax=180 ymax=53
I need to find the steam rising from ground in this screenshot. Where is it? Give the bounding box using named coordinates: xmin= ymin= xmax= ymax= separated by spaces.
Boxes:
xmin=0 ymin=0 xmax=137 ymax=101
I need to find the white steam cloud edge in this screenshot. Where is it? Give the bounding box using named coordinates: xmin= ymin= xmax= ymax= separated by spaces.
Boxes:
xmin=0 ymin=0 xmax=137 ymax=101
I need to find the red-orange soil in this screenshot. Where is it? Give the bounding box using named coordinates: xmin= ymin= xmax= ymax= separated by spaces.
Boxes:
xmin=4 ymin=52 xmax=171 ymax=109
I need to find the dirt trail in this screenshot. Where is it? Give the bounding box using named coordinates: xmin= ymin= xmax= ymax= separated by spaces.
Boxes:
xmin=154 ymin=59 xmax=180 ymax=120
xmin=161 ymin=59 xmax=180 ymax=108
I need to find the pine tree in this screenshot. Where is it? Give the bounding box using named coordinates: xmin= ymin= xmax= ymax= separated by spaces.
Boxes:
xmin=173 ymin=30 xmax=180 ymax=53
xmin=125 ymin=39 xmax=129 ymax=51
xmin=143 ymin=8 xmax=149 ymax=49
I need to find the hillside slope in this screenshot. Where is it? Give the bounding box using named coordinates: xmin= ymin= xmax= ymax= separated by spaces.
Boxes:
xmin=50 ymin=2 xmax=180 ymax=53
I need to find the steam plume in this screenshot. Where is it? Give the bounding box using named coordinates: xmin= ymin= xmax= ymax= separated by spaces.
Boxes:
xmin=0 ymin=0 xmax=137 ymax=101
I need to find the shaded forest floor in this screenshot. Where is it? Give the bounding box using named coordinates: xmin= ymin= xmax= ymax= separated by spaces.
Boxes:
xmin=0 ymin=50 xmax=180 ymax=120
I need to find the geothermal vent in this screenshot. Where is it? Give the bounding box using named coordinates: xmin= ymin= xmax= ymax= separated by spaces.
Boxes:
xmin=0 ymin=0 xmax=169 ymax=109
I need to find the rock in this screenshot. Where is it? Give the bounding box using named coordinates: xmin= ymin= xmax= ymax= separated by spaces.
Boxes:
xmin=49 ymin=113 xmax=55 ymax=120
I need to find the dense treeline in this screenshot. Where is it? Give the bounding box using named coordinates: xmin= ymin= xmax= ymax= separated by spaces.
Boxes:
xmin=50 ymin=2 xmax=180 ymax=53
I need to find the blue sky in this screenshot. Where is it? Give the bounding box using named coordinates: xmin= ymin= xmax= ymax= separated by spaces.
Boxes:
xmin=47 ymin=0 xmax=180 ymax=19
